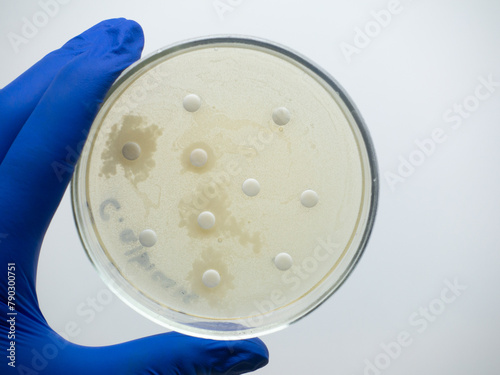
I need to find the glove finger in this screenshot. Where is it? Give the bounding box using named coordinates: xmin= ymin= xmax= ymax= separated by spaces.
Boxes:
xmin=0 ymin=18 xmax=144 ymax=292
xmin=0 ymin=18 xmax=138 ymax=164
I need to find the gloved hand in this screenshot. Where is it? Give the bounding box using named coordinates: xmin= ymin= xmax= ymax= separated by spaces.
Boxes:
xmin=0 ymin=18 xmax=269 ymax=375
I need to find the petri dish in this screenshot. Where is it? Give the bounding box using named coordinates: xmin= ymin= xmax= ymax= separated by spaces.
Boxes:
xmin=72 ymin=36 xmax=378 ymax=340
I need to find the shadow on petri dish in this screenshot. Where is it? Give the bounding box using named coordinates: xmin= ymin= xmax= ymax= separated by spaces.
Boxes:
xmin=99 ymin=115 xmax=163 ymax=186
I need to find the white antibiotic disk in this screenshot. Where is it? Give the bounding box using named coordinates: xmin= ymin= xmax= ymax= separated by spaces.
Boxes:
xmin=272 ymin=107 xmax=291 ymax=125
xmin=242 ymin=178 xmax=260 ymax=197
xmin=202 ymin=269 xmax=221 ymax=288
xmin=183 ymin=94 xmax=202 ymax=112
xmin=198 ymin=211 xmax=216 ymax=230
xmin=274 ymin=253 xmax=293 ymax=271
xmin=122 ymin=142 xmax=141 ymax=161
xmin=300 ymin=190 xmax=319 ymax=208
xmin=139 ymin=229 xmax=157 ymax=247
xmin=190 ymin=148 xmax=208 ymax=167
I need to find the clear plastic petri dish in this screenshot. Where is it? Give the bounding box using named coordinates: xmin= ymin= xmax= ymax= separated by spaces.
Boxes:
xmin=72 ymin=36 xmax=379 ymax=340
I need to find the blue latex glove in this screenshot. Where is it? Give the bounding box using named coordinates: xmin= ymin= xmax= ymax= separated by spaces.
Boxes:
xmin=0 ymin=18 xmax=269 ymax=375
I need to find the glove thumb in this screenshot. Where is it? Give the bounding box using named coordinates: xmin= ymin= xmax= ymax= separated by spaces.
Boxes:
xmin=85 ymin=331 xmax=269 ymax=375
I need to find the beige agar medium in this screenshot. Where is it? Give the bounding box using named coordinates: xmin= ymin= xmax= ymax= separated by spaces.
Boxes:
xmin=72 ymin=37 xmax=378 ymax=339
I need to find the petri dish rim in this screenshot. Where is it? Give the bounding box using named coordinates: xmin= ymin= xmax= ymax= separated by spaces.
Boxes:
xmin=71 ymin=35 xmax=379 ymax=340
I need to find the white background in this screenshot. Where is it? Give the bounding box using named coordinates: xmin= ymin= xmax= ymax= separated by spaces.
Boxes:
xmin=1 ymin=0 xmax=500 ymax=374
